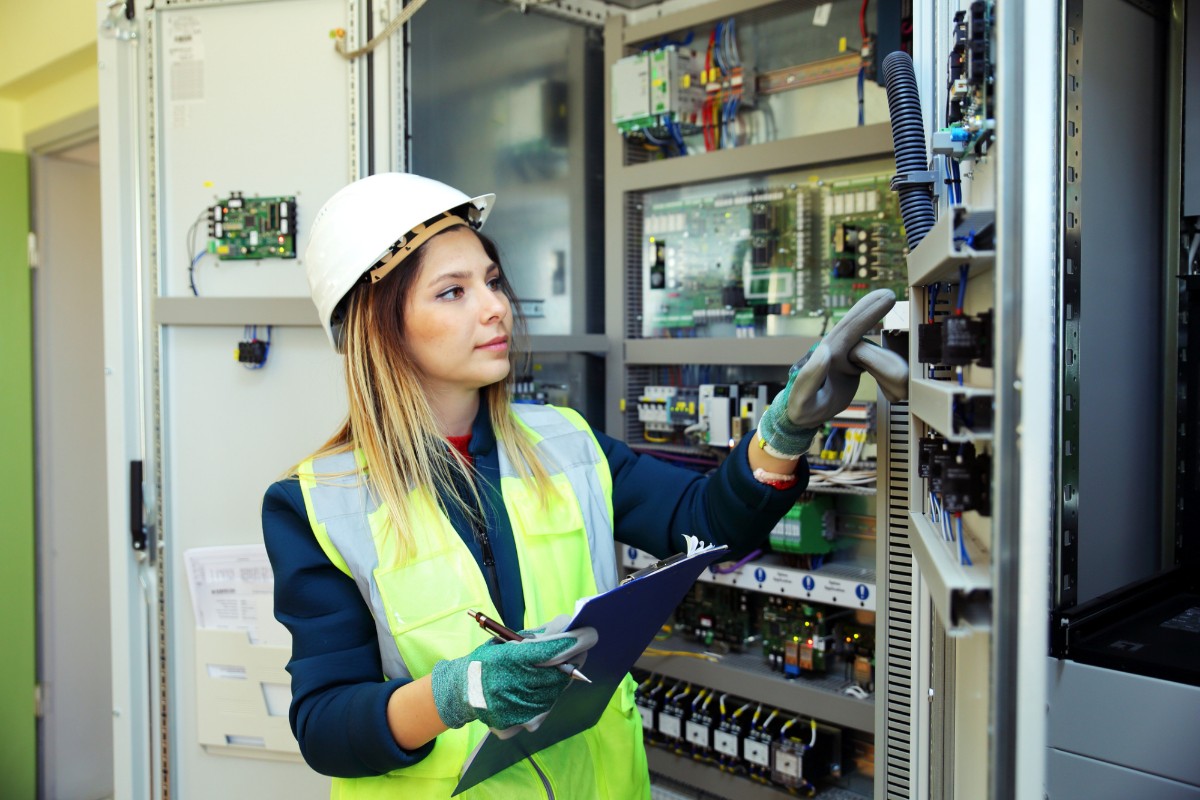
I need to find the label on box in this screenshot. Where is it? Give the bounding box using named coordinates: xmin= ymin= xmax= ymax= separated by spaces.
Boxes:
xmin=658 ymin=713 xmax=682 ymax=739
xmin=774 ymin=749 xmax=801 ymax=777
xmin=685 ymin=721 xmax=710 ymax=748
xmin=745 ymin=739 xmax=771 ymax=766
xmin=714 ymin=730 xmax=740 ymax=757
xmin=637 ymin=704 xmax=655 ymax=730
xmin=621 ymin=548 xmax=875 ymax=611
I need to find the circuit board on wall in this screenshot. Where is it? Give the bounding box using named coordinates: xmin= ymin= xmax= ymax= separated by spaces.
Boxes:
xmin=208 ymin=192 xmax=297 ymax=260
xmin=641 ymin=170 xmax=907 ymax=338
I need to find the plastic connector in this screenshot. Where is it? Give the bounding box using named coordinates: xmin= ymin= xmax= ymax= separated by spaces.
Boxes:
xmin=236 ymin=340 xmax=268 ymax=366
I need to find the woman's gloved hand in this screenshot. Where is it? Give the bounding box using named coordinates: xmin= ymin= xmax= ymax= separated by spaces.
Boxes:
xmin=756 ymin=289 xmax=909 ymax=460
xmin=430 ymin=615 xmax=597 ymax=736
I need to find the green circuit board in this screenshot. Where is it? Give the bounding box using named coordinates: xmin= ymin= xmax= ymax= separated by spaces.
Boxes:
xmin=641 ymin=171 xmax=908 ymax=338
xmin=209 ymin=193 xmax=297 ymax=260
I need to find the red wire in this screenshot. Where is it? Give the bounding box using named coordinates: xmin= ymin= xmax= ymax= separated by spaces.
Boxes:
xmin=860 ymin=0 xmax=869 ymax=43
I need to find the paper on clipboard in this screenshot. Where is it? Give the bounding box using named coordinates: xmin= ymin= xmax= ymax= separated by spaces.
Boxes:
xmin=454 ymin=538 xmax=729 ymax=795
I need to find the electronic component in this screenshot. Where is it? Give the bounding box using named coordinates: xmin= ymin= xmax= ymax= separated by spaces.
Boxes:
xmin=610 ymin=46 xmax=702 ymax=135
xmin=641 ymin=171 xmax=908 ymax=338
xmin=767 ymin=496 xmax=836 ymax=556
xmin=657 ymin=682 xmax=693 ymax=745
xmin=235 ymin=325 xmax=271 ymax=369
xmin=921 ymin=435 xmax=991 ymax=516
xmin=743 ymin=707 xmax=779 ymax=783
xmin=683 ymin=690 xmax=715 ymax=760
xmin=713 ymin=698 xmax=750 ymax=774
xmin=698 ymin=383 xmax=739 ymax=447
xmin=674 ymin=583 xmax=760 ymax=652
xmin=208 ymin=192 xmax=297 ymax=260
xmin=235 ymin=340 xmax=267 ymax=366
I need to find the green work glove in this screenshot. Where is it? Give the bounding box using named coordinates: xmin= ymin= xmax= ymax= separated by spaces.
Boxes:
xmin=430 ymin=615 xmax=597 ymax=736
xmin=757 ymin=289 xmax=909 ymax=459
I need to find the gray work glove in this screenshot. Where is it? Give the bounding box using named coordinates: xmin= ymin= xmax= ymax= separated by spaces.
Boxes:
xmin=756 ymin=289 xmax=909 ymax=459
xmin=430 ymin=614 xmax=597 ymax=738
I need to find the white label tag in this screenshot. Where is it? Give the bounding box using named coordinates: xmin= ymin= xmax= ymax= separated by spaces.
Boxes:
xmin=685 ymin=721 xmax=710 ymax=748
xmin=813 ymin=3 xmax=833 ymax=26
xmin=745 ymin=739 xmax=771 ymax=766
xmin=637 ymin=704 xmax=655 ymax=730
xmin=714 ymin=729 xmax=739 ymax=757
xmin=775 ymin=749 xmax=802 ymax=777
xmin=659 ymin=713 xmax=682 ymax=739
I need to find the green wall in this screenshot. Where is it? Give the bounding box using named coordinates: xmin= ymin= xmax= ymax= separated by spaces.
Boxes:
xmin=0 ymin=150 xmax=35 ymax=795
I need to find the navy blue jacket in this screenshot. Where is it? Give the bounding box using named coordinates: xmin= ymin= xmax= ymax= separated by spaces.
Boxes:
xmin=262 ymin=404 xmax=807 ymax=777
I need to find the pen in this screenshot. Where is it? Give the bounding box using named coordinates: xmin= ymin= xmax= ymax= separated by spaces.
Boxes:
xmin=620 ymin=551 xmax=688 ymax=585
xmin=466 ymin=609 xmax=592 ymax=684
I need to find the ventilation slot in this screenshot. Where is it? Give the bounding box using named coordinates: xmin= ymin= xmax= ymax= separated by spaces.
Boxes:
xmin=625 ymin=191 xmax=645 ymax=339
xmin=881 ymin=400 xmax=914 ymax=799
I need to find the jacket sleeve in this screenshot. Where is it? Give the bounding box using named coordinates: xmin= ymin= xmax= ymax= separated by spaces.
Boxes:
xmin=596 ymin=428 xmax=809 ymax=559
xmin=262 ymin=479 xmax=434 ymax=777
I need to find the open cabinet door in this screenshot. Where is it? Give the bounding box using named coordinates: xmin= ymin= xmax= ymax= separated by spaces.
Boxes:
xmin=98 ymin=3 xmax=158 ymax=796
xmin=97 ymin=0 xmax=390 ymax=796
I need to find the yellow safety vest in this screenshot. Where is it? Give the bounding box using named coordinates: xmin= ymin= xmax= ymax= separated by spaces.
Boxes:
xmin=297 ymin=404 xmax=650 ymax=800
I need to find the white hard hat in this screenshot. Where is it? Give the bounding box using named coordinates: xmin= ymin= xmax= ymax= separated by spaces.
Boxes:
xmin=305 ymin=172 xmax=495 ymax=350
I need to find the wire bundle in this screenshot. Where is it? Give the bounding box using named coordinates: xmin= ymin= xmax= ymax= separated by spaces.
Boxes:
xmin=703 ymin=18 xmax=744 ymax=152
xmin=928 ymin=482 xmax=973 ymax=566
xmin=807 ymin=428 xmax=875 ymax=488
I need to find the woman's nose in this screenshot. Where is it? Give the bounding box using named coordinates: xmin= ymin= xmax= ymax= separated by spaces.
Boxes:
xmin=482 ymin=286 xmax=509 ymax=322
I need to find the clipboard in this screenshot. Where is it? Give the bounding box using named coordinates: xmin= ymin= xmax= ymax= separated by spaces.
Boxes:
xmin=454 ymin=538 xmax=730 ymax=795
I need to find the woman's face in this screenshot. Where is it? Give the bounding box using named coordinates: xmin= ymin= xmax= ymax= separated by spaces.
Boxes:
xmin=402 ymin=227 xmax=512 ymax=397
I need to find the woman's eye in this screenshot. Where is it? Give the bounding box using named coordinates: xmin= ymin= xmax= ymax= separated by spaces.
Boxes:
xmin=487 ymin=277 xmax=503 ymax=291
xmin=437 ymin=286 xmax=464 ymax=300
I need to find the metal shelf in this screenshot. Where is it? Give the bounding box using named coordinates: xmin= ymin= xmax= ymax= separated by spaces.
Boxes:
xmin=905 ymin=205 xmax=996 ymax=287
xmin=908 ymin=511 xmax=991 ymax=635
xmin=624 ymin=336 xmax=818 ymax=366
xmin=635 ymin=635 xmax=875 ymax=732
xmin=527 ymin=334 xmax=609 ymax=355
xmin=622 ymin=0 xmax=786 ymax=45
xmin=622 ymin=549 xmax=877 ymax=611
xmin=615 ymin=125 xmax=894 ymax=193
xmin=155 ymin=297 xmax=317 ymax=327
xmin=909 ymin=377 xmax=995 ymax=443
xmin=645 ymin=747 xmax=871 ymax=800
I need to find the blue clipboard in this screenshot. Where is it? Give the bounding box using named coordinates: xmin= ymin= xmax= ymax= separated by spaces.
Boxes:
xmin=453 ymin=543 xmax=730 ymax=795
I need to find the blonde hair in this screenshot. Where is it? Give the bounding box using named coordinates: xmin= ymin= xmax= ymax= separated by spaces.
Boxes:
xmin=299 ymin=228 xmax=556 ymax=563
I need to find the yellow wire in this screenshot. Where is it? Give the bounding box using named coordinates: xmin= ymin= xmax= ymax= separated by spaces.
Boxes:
xmin=642 ymin=648 xmax=720 ymax=662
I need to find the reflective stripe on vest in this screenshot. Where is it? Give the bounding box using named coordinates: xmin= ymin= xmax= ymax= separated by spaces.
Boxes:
xmin=296 ymin=404 xmax=649 ymax=799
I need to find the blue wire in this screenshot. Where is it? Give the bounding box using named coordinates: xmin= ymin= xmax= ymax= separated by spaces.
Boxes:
xmin=957 ymin=264 xmax=969 ymax=313
xmin=641 ymin=126 xmax=667 ymax=146
xmin=950 ymin=158 xmax=963 ymax=204
xmin=957 ymin=515 xmax=973 ymax=566
xmin=714 ymin=21 xmax=725 ymax=74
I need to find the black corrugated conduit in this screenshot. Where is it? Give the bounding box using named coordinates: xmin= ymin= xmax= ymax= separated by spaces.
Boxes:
xmin=882 ymin=51 xmax=936 ymax=252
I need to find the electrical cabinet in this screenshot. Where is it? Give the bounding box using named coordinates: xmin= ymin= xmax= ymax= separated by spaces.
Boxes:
xmin=604 ymin=2 xmax=898 ymax=797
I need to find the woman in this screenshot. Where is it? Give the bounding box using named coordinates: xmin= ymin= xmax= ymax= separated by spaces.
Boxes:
xmin=262 ymin=172 xmax=907 ymax=799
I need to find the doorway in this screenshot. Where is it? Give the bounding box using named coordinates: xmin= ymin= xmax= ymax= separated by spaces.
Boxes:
xmin=31 ymin=135 xmax=113 ymax=800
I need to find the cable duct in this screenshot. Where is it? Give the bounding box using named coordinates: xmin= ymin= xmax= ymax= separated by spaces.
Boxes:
xmin=882 ymin=51 xmax=936 ymax=251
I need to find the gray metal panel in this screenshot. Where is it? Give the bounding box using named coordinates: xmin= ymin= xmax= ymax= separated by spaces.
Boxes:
xmin=155 ymin=0 xmax=353 ymax=300
xmin=33 ymin=149 xmax=113 ymax=800
xmin=1047 ymin=749 xmax=1200 ymax=799
xmin=1185 ymin=0 xmax=1200 ymax=216
xmin=155 ymin=297 xmax=318 ymax=326
xmin=615 ymin=125 xmax=894 ymax=193
xmin=1047 ymin=659 xmax=1200 ymax=787
xmin=1076 ymin=0 xmax=1165 ymax=603
xmin=634 ymin=642 xmax=875 ymax=733
xmin=409 ymin=0 xmax=599 ymax=337
xmin=624 ymin=336 xmax=819 ymax=366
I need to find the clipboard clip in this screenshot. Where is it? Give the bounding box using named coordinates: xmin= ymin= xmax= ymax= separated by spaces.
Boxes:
xmin=620 ymin=551 xmax=688 ymax=584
